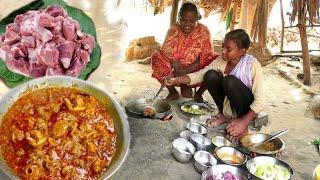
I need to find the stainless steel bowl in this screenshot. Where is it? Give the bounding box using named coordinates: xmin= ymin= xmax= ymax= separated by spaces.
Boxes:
xmin=186 ymin=122 xmax=208 ymax=135
xmin=193 ymin=150 xmax=217 ymax=173
xmin=0 ymin=76 xmax=130 ymax=179
xmin=190 ymin=134 xmax=213 ymax=151
xmin=172 ymin=138 xmax=196 ymax=163
xmin=211 ymin=136 xmax=233 ymax=148
xmin=241 ymin=133 xmax=285 ymax=155
xmin=246 ymin=156 xmax=293 ymax=180
xmin=180 ymin=130 xmax=193 ymax=140
xmin=201 ymin=164 xmax=249 ymax=180
xmin=214 ymin=146 xmax=247 ymax=166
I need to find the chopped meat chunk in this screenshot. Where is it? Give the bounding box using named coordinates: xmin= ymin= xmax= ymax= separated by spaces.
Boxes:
xmin=62 ymin=20 xmax=76 ymax=41
xmin=0 ymin=5 xmax=95 ymax=78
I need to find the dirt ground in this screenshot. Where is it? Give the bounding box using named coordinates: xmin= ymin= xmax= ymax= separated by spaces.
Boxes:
xmin=275 ymin=56 xmax=320 ymax=94
xmin=102 ymin=56 xmax=320 ymax=180
xmin=0 ymin=1 xmax=319 ymax=180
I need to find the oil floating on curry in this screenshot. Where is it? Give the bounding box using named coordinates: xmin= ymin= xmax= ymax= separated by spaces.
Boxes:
xmin=0 ymin=87 xmax=117 ymax=179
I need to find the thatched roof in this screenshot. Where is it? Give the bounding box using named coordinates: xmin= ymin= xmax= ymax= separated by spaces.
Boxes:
xmin=289 ymin=0 xmax=320 ymax=25
xmin=147 ymin=0 xmax=242 ymax=18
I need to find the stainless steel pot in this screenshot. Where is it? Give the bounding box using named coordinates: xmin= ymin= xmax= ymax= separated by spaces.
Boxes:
xmin=0 ymin=76 xmax=130 ymax=180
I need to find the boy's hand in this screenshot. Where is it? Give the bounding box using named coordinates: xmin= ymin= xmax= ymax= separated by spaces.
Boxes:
xmin=226 ymin=118 xmax=248 ymax=137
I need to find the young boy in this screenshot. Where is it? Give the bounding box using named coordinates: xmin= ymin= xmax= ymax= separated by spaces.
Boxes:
xmin=164 ymin=29 xmax=264 ymax=140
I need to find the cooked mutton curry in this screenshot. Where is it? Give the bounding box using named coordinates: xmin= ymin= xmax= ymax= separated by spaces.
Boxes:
xmin=0 ymin=87 xmax=117 ymax=179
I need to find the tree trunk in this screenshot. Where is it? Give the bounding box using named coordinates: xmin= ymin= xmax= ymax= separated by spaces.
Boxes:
xmin=170 ymin=0 xmax=179 ymax=26
xmin=298 ymin=25 xmax=311 ymax=85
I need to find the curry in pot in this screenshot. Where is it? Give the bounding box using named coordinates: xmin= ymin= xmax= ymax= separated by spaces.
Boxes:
xmin=0 ymin=87 xmax=117 ymax=179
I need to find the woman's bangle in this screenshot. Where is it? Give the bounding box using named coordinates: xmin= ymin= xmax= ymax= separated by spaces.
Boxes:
xmin=177 ymin=77 xmax=181 ymax=85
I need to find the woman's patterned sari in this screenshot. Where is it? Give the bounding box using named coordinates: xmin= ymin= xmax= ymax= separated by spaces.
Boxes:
xmin=151 ymin=23 xmax=219 ymax=82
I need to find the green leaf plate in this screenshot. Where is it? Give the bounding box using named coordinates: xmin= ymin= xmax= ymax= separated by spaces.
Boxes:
xmin=0 ymin=0 xmax=101 ymax=88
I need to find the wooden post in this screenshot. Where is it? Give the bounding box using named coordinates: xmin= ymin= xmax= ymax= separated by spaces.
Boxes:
xmin=221 ymin=0 xmax=233 ymax=21
xmin=251 ymin=0 xmax=261 ymax=42
xmin=298 ymin=7 xmax=311 ymax=85
xmin=170 ymin=0 xmax=179 ymax=26
xmin=279 ymin=0 xmax=285 ymax=52
xmin=239 ymin=0 xmax=248 ymax=30
xmin=230 ymin=1 xmax=238 ymax=31
xmin=258 ymin=0 xmax=268 ymax=48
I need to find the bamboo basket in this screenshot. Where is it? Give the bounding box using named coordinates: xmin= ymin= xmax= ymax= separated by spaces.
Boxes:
xmin=306 ymin=95 xmax=320 ymax=119
xmin=125 ymin=36 xmax=160 ymax=61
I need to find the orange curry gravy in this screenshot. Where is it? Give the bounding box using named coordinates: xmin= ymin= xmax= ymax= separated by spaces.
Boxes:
xmin=0 ymin=87 xmax=117 ymax=179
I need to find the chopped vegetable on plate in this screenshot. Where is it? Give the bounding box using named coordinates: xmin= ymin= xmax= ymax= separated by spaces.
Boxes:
xmin=249 ymin=163 xmax=291 ymax=180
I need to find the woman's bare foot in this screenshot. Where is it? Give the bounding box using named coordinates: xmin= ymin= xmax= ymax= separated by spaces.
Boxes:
xmin=206 ymin=113 xmax=230 ymax=128
xmin=181 ymin=85 xmax=193 ymax=98
xmin=166 ymin=88 xmax=179 ymax=100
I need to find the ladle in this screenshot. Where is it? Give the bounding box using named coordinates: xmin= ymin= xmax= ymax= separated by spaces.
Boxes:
xmin=143 ymin=68 xmax=174 ymax=117
xmin=151 ymin=68 xmax=174 ymax=103
xmin=248 ymin=128 xmax=288 ymax=147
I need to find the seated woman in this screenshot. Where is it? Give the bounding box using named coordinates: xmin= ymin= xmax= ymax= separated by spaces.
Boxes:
xmin=164 ymin=29 xmax=265 ymax=140
xmin=151 ymin=2 xmax=218 ymax=100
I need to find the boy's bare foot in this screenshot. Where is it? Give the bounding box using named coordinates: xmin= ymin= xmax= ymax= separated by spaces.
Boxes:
xmin=206 ymin=113 xmax=230 ymax=128
xmin=194 ymin=84 xmax=206 ymax=102
xmin=166 ymin=88 xmax=179 ymax=100
xmin=194 ymin=90 xmax=204 ymax=102
xmin=181 ymin=85 xmax=193 ymax=98
xmin=228 ymin=127 xmax=248 ymax=145
xmin=239 ymin=127 xmax=249 ymax=137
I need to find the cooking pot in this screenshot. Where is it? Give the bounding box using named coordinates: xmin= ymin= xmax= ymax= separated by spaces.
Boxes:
xmin=0 ymin=76 xmax=130 ymax=180
xmin=125 ymin=90 xmax=172 ymax=120
xmin=241 ymin=133 xmax=285 ymax=155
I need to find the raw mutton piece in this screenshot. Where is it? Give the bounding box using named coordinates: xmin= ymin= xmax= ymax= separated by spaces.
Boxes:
xmin=0 ymin=5 xmax=96 ymax=78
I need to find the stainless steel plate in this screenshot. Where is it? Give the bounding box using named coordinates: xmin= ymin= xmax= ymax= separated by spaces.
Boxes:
xmin=180 ymin=100 xmax=211 ymax=116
